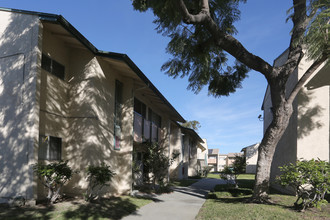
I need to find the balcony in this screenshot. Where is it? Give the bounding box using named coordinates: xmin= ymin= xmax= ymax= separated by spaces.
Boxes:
xmin=208 ymin=158 xmax=217 ymax=164
xmin=134 ymin=112 xmax=160 ymax=143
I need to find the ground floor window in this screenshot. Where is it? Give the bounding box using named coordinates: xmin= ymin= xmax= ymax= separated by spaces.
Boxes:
xmin=38 ymin=135 xmax=62 ymax=160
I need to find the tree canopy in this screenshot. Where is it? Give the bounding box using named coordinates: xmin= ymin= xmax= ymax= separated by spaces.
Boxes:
xmin=180 ymin=120 xmax=201 ymax=131
xmin=132 ymin=0 xmax=329 ymax=202
xmin=133 ymin=0 xmax=249 ymax=97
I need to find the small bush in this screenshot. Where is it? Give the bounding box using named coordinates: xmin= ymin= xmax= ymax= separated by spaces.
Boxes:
xmin=277 ymin=159 xmax=330 ymax=211
xmin=202 ymin=166 xmax=213 ymax=177
xmin=85 ymin=163 xmax=115 ymax=201
xmin=220 ymin=156 xmax=246 ymax=188
xmin=33 ymin=160 xmax=74 ymax=204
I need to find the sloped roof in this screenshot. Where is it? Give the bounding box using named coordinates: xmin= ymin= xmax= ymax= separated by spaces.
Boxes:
xmin=208 ymin=149 xmax=219 ymax=155
xmin=227 ymin=152 xmax=243 ymax=158
xmin=0 ymin=7 xmax=185 ymax=122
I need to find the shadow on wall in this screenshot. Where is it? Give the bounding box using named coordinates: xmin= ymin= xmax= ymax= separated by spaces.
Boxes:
xmin=297 ymin=89 xmax=324 ymax=139
xmin=298 ymin=65 xmax=330 ymax=140
xmin=246 ymin=145 xmax=258 ymax=161
xmin=61 ymin=56 xmax=133 ymax=197
xmin=0 ymin=12 xmax=39 ymax=202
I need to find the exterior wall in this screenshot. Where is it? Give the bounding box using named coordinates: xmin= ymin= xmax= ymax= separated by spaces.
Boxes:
xmin=218 ymin=155 xmax=227 ymax=171
xmin=245 ymin=144 xmax=259 ymax=174
xmin=38 ymin=26 xmax=135 ymax=198
xmin=0 ymin=10 xmax=187 ymax=202
xmin=264 ymin=50 xmax=330 ymax=186
xmin=182 ymin=135 xmax=189 ymax=179
xmin=0 ymin=11 xmax=41 ymax=204
xmin=208 ymin=154 xmax=218 ymax=172
xmin=188 ymin=141 xmax=198 ymax=177
xmin=169 ymin=123 xmax=183 ymax=179
xmin=297 ymin=64 xmax=329 ymax=161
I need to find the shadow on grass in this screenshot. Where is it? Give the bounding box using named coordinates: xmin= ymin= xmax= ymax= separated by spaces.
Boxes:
xmin=0 ymin=204 xmax=55 ymax=220
xmin=237 ymin=179 xmax=254 ymax=189
xmin=63 ymin=197 xmax=140 ymax=220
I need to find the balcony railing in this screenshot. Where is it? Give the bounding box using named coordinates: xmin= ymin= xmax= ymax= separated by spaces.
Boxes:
xmin=134 ymin=112 xmax=143 ymax=143
xmin=134 ymin=112 xmax=160 ymax=143
xmin=208 ymin=158 xmax=217 ymax=164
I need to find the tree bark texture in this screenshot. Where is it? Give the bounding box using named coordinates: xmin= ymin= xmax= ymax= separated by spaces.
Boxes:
xmin=253 ymin=100 xmax=293 ymax=201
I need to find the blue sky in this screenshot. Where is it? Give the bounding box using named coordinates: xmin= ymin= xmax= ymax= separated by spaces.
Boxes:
xmin=1 ymin=0 xmax=293 ymax=154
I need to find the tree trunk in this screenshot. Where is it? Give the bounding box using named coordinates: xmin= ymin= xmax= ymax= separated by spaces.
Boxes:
xmin=252 ymin=101 xmax=293 ymax=202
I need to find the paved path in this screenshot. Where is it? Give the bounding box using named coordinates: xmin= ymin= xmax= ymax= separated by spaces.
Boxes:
xmin=122 ymin=178 xmax=226 ymax=220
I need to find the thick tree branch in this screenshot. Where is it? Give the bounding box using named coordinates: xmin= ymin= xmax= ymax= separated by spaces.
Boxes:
xmin=287 ymin=55 xmax=327 ymax=104
xmin=177 ymin=0 xmax=273 ymax=79
xmin=286 ymin=0 xmax=307 ymax=69
xmin=178 ymin=0 xmax=209 ymax=23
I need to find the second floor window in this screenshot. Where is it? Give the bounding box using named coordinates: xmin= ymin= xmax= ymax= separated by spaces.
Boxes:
xmin=41 ymin=53 xmax=65 ymax=80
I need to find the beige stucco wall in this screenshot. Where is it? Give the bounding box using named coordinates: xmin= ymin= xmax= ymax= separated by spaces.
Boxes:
xmin=188 ymin=140 xmax=198 ymax=177
xmin=169 ymin=123 xmax=183 ymax=180
xmin=218 ymin=155 xmax=227 ymax=171
xmin=297 ymin=63 xmax=329 ymax=161
xmin=265 ymin=51 xmax=330 ymax=184
xmin=245 ymin=143 xmax=259 ymax=174
xmin=38 ymin=24 xmax=135 ymax=198
xmin=0 ymin=11 xmax=41 ymax=204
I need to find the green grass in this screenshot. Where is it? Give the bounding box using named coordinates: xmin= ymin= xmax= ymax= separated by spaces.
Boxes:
xmin=170 ymin=179 xmax=198 ymax=187
xmin=207 ymin=173 xmax=255 ymax=180
xmin=197 ymin=174 xmax=330 ymax=220
xmin=206 ymin=172 xmax=221 ymax=179
xmin=0 ymin=196 xmax=153 ymax=220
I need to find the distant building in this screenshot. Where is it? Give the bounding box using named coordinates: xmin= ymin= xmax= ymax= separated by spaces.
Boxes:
xmin=226 ymin=153 xmax=243 ymax=167
xmin=208 ymin=149 xmax=219 ymax=172
xmin=241 ymin=143 xmax=259 ymax=174
xmin=218 ymin=154 xmax=227 ymax=171
xmin=197 ymin=139 xmax=208 ymax=171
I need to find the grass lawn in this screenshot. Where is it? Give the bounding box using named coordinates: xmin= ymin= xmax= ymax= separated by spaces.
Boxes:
xmin=0 ymin=196 xmax=152 ymax=220
xmin=207 ymin=173 xmax=255 ymax=180
xmin=197 ymin=174 xmax=330 ymax=220
xmin=170 ymin=179 xmax=199 ymax=187
xmin=206 ymin=172 xmax=221 ymax=179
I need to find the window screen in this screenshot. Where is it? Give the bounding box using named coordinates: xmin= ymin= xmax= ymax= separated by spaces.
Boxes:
xmin=38 ymin=135 xmax=62 ymax=160
xmin=41 ymin=54 xmax=65 ymax=80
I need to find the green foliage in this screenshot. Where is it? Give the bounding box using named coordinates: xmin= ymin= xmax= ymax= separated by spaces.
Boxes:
xmin=277 ymin=159 xmax=330 ymax=211
xmin=132 ymin=0 xmax=249 ymax=97
xmin=85 ymin=163 xmax=116 ymax=201
xmin=180 ymin=120 xmax=201 ymax=131
xmin=220 ymin=155 xmax=246 ymax=187
xmin=33 ymin=160 xmax=74 ymax=204
xmin=232 ymin=155 xmax=246 ymax=174
xmin=201 ymin=165 xmax=213 ymax=177
xmin=305 ymin=0 xmax=330 ymax=61
xmin=143 ymin=142 xmax=179 ymax=188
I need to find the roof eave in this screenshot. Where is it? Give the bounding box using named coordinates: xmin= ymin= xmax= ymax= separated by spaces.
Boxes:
xmin=0 ymin=7 xmax=185 ymax=123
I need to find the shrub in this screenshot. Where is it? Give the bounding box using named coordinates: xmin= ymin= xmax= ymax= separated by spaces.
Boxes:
xmin=277 ymin=159 xmax=330 ymax=211
xmin=220 ymin=166 xmax=236 ymax=186
xmin=202 ymin=166 xmax=213 ymax=177
xmin=220 ymin=156 xmax=246 ymax=187
xmin=33 ymin=160 xmax=73 ymax=204
xmin=85 ymin=163 xmax=115 ymax=201
xmin=143 ymin=142 xmax=179 ymax=189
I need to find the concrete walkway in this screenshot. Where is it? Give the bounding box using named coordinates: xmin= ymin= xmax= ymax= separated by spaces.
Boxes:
xmin=122 ymin=178 xmax=226 ymax=220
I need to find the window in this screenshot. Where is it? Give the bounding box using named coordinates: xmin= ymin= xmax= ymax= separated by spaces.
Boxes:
xmin=41 ymin=53 xmax=65 ymax=80
xmin=148 ymin=109 xmax=161 ymax=142
xmin=38 ymin=135 xmax=62 ymax=160
xmin=114 ymin=80 xmax=123 ymax=150
xmin=134 ymin=98 xmax=146 ymax=118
